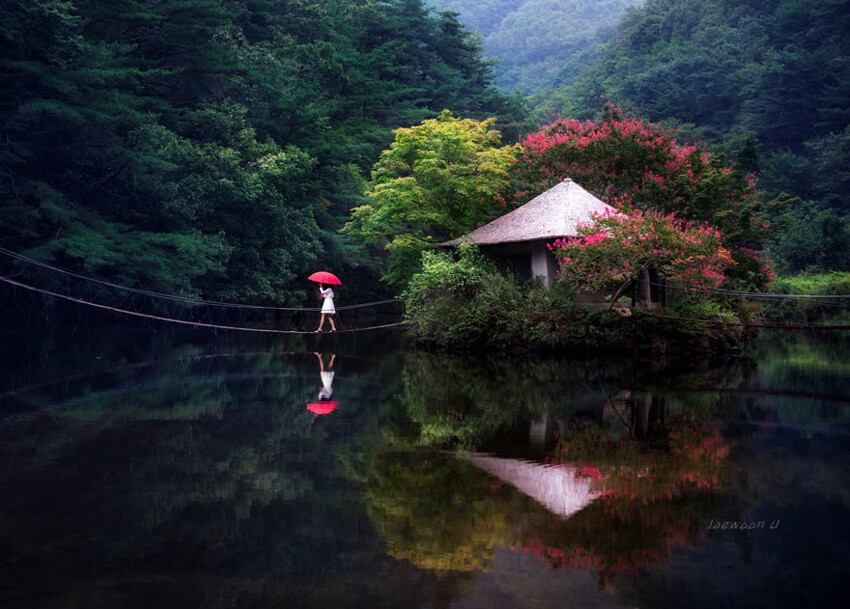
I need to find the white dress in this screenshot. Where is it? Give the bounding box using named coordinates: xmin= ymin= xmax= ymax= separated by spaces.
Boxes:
xmin=320 ymin=287 xmax=335 ymax=315
xmin=319 ymin=370 xmax=334 ymax=400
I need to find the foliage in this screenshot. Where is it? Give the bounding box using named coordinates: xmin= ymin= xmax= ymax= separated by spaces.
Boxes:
xmin=549 ymin=209 xmax=734 ymax=294
xmin=547 ymin=0 xmax=850 ymax=269
xmin=770 ymin=272 xmax=850 ymax=297
xmin=513 ymin=105 xmax=774 ymax=293
xmin=514 ymin=105 xmax=765 ymax=239
xmin=559 ymin=0 xmax=850 ymax=152
xmin=345 ymin=112 xmax=520 ymax=289
xmin=426 ymin=0 xmax=642 ymax=96
xmin=0 ymin=0 xmax=527 ymax=310
xmin=769 ymin=199 xmax=850 ymax=274
xmin=403 ymin=243 xmax=746 ymax=352
xmin=757 ymin=270 xmax=850 ymax=326
xmin=402 ymin=242 xmax=523 ymax=346
xmin=804 ymin=126 xmax=850 ymax=211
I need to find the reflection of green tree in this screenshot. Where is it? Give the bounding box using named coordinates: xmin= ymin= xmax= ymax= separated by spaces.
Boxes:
xmin=650 ymin=332 xmax=850 ymax=432
xmin=747 ymin=332 xmax=850 ymax=414
xmin=350 ymin=427 xmax=730 ymax=581
xmin=4 ymin=329 xmax=514 ymax=608
xmin=351 ymin=403 xmax=734 ymax=581
xmin=13 ymin=353 xmax=321 ymax=543
xmin=400 ymin=348 xmax=774 ymax=451
xmin=348 ymin=349 xmax=748 ymax=579
xmin=401 ymin=351 xmax=593 ymax=448
xmin=346 ymin=447 xmax=518 ymax=573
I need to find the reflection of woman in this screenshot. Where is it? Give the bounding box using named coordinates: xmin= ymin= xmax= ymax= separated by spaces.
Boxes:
xmin=315 ymin=284 xmax=337 ymax=332
xmin=315 ymin=352 xmax=336 ymax=400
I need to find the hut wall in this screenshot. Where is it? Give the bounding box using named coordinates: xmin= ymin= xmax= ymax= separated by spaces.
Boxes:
xmin=530 ymin=241 xmax=557 ymax=288
xmin=481 ymin=239 xmax=558 ymax=286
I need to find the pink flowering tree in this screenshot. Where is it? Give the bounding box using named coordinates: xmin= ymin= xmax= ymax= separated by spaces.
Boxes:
xmin=514 ymin=103 xmax=774 ymax=291
xmin=549 ymin=209 xmax=736 ymax=302
xmin=515 ymin=104 xmax=757 ymax=227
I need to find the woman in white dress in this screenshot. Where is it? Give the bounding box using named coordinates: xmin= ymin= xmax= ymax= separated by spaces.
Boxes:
xmin=315 ymin=352 xmax=336 ymax=399
xmin=315 ymin=283 xmax=337 ymax=332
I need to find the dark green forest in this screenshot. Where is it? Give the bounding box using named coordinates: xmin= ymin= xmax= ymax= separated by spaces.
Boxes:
xmin=0 ymin=0 xmax=528 ymax=305
xmin=426 ymin=0 xmax=642 ymax=95
xmin=430 ymin=0 xmax=850 ymax=274
xmin=2 ymin=0 xmax=849 ymax=318
xmin=548 ymin=0 xmax=850 ymax=271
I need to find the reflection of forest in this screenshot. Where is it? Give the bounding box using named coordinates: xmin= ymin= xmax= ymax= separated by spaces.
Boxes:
xmin=399 ymin=349 xmax=768 ymax=449
xmin=0 ymin=331 xmax=424 ymax=608
xmin=358 ymin=351 xmax=768 ymax=577
xmin=3 ymin=329 xmax=850 ymax=607
xmin=376 ymin=342 xmax=850 ymax=592
xmin=356 ymin=418 xmax=732 ymax=578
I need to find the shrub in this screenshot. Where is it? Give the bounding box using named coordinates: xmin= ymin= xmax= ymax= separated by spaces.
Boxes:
xmin=403 ymin=243 xmax=747 ymax=354
xmin=402 ymin=243 xmax=523 ymax=348
xmin=770 ymin=272 xmax=850 ymax=296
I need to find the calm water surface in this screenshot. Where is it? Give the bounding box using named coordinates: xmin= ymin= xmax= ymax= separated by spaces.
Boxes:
xmin=1 ymin=327 xmax=849 ymax=608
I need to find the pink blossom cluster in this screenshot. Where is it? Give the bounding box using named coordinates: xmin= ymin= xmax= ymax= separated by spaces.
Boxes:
xmin=547 ymin=209 xmax=734 ymax=291
xmin=511 ymin=103 xmax=756 ymax=227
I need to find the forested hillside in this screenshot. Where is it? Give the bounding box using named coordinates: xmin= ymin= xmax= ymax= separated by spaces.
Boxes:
xmin=4 ymin=0 xmax=849 ymax=315
xmin=426 ymin=0 xmax=642 ymax=96
xmin=0 ymin=0 xmax=527 ymax=305
xmin=552 ymin=0 xmax=850 ymax=272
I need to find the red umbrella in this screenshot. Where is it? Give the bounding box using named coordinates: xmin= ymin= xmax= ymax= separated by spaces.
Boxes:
xmin=308 ymin=271 xmax=341 ymax=285
xmin=307 ymin=401 xmax=339 ymax=415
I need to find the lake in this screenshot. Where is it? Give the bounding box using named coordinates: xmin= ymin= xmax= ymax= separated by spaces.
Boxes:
xmin=1 ymin=325 xmax=849 ymax=608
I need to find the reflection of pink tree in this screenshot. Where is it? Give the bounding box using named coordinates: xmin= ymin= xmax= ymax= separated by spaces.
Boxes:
xmin=578 ymin=424 xmax=729 ymax=500
xmin=519 ymin=419 xmax=735 ymax=577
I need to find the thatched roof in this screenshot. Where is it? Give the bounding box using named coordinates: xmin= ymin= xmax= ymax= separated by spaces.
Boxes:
xmin=446 ymin=178 xmax=615 ymax=246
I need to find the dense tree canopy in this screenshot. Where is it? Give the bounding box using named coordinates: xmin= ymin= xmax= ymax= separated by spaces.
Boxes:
xmin=5 ymin=0 xmax=848 ymax=315
xmin=559 ymin=0 xmax=850 ymax=154
xmin=514 ymin=104 xmax=774 ymax=291
xmin=344 ymin=110 xmax=520 ymax=289
xmin=0 ymin=0 xmax=527 ymax=308
xmin=547 ymin=0 xmax=850 ymax=272
xmin=427 ymin=0 xmax=642 ymax=96
xmin=514 ymin=104 xmax=768 ymax=243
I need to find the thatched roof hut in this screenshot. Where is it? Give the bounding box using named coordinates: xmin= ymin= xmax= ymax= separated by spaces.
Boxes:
xmin=446 ymin=178 xmax=615 ymax=287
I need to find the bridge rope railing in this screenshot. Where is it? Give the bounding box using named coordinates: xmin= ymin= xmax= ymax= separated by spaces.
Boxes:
xmin=0 ymin=247 xmax=405 ymax=333
xmin=628 ymin=278 xmax=850 ymax=330
xmin=0 ymin=246 xmax=400 ymax=312
xmin=640 ymin=277 xmax=850 ymax=301
xmin=5 ymin=246 xmax=850 ymax=332
xmin=0 ymin=276 xmax=407 ymax=334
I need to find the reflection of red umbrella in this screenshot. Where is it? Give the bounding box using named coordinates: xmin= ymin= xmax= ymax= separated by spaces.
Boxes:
xmin=308 ymin=271 xmax=341 ymax=285
xmin=307 ymin=401 xmax=339 ymax=415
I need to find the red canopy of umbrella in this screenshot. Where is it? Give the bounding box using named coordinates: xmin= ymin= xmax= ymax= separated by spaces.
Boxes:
xmin=308 ymin=271 xmax=341 ymax=285
xmin=307 ymin=401 xmax=339 ymax=415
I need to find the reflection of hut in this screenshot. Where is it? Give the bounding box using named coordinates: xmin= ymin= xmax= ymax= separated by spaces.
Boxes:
xmin=458 ymin=453 xmax=598 ymax=518
xmin=445 ymin=179 xmax=615 ymax=288
xmin=529 ymin=412 xmax=553 ymax=453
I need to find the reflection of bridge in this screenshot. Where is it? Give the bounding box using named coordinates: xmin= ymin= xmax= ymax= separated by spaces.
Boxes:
xmin=457 ymin=452 xmax=599 ymax=518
